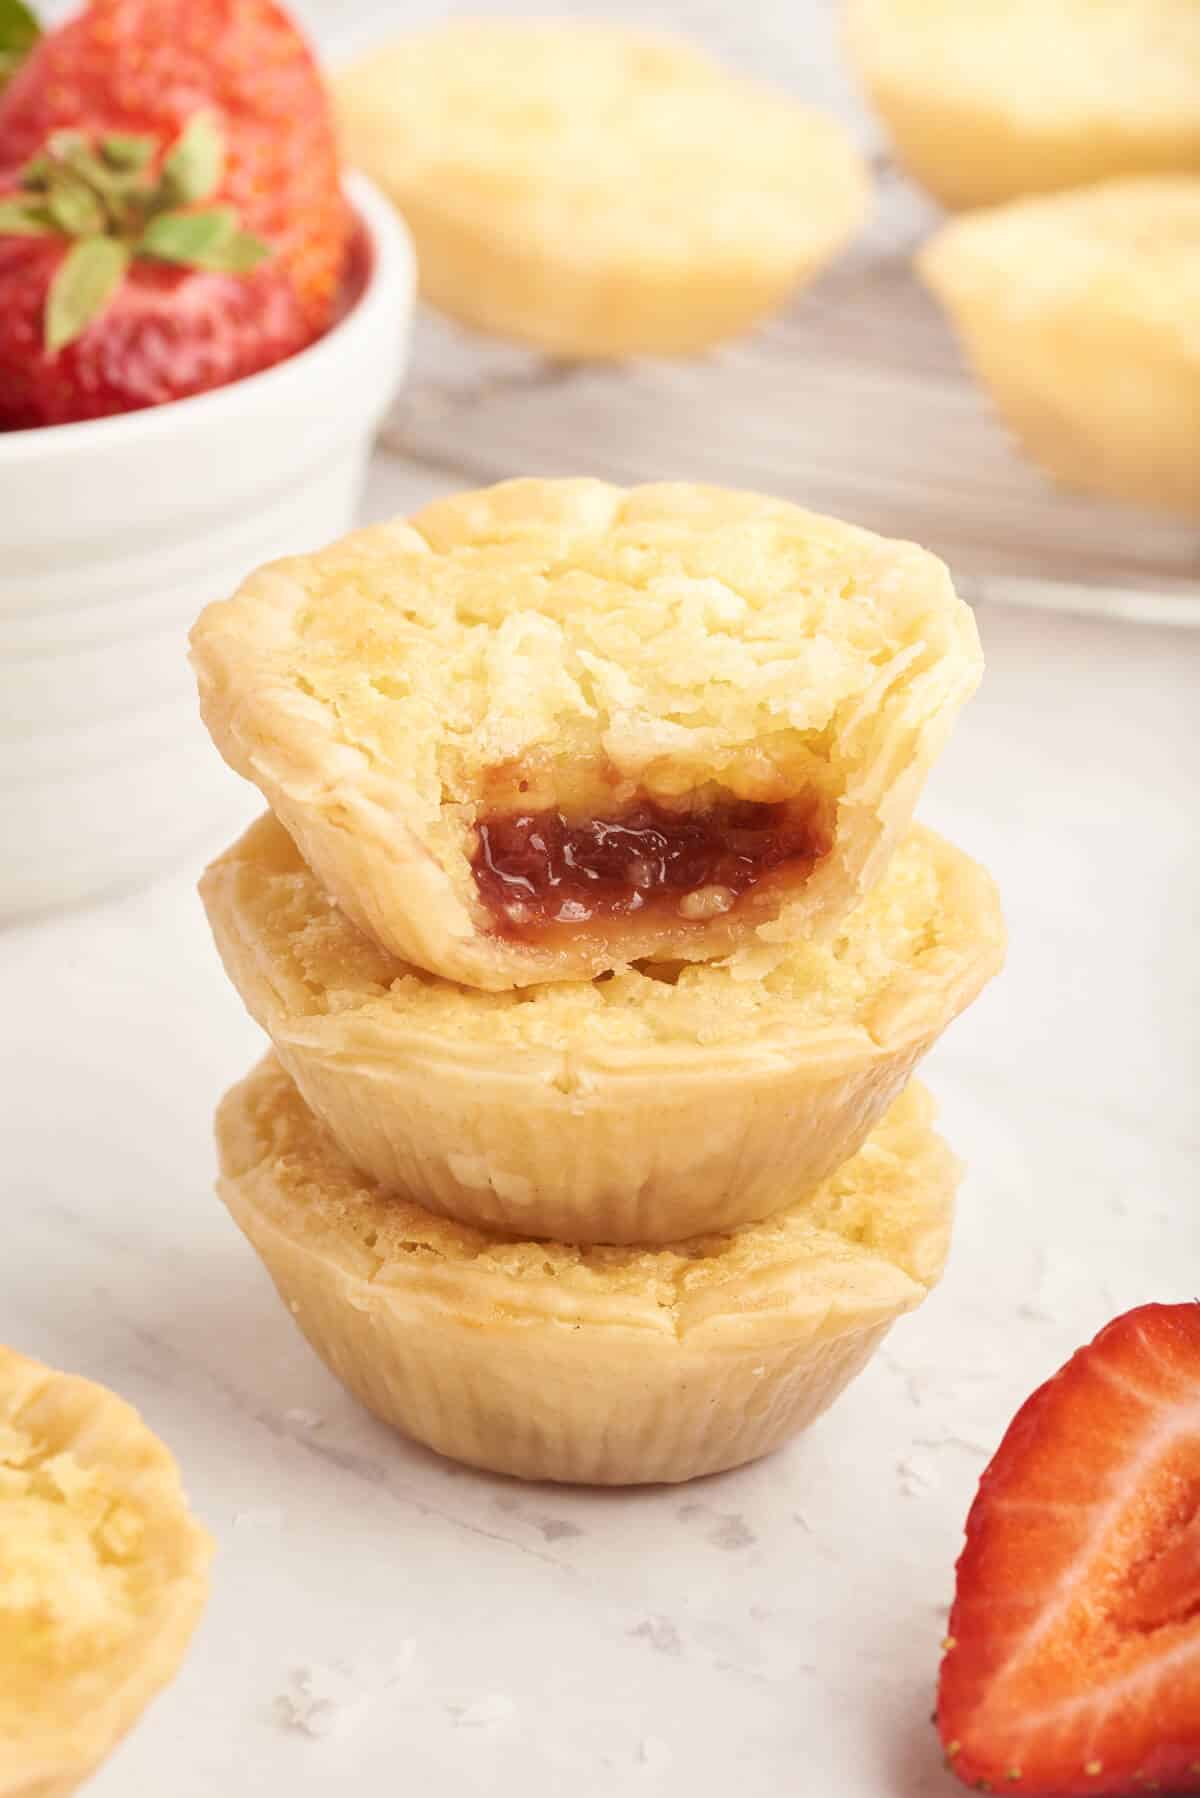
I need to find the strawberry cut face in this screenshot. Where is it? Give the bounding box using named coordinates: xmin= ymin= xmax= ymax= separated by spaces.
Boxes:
xmin=939 ymin=1302 xmax=1200 ymax=1797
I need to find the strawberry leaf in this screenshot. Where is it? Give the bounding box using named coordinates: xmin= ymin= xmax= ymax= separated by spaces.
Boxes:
xmin=0 ymin=196 xmax=52 ymax=234
xmin=100 ymin=134 xmax=155 ymax=172
xmin=0 ymin=0 xmax=39 ymax=87
xmin=62 ymin=151 xmax=139 ymax=220
xmin=0 ymin=0 xmax=38 ymax=47
xmin=45 ymin=177 xmax=105 ymax=237
xmin=216 ymin=229 xmax=272 ymax=274
xmin=159 ymin=112 xmax=224 ymax=209
xmin=139 ymin=205 xmax=236 ymax=262
xmin=139 ymin=207 xmax=272 ymax=274
xmin=19 ymin=152 xmax=53 ymax=192
xmin=45 ymin=236 xmax=130 ymax=353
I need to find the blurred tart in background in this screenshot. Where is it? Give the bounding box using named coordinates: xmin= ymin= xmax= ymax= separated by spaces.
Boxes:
xmin=920 ymin=176 xmax=1200 ymax=516
xmin=334 ymin=18 xmax=869 ymax=358
xmin=846 ymin=0 xmax=1200 ymax=210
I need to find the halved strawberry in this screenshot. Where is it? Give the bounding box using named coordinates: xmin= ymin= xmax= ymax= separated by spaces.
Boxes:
xmin=938 ymin=1302 xmax=1200 ymax=1797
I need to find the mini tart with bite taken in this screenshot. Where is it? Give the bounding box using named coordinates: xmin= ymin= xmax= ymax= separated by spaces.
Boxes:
xmin=190 ymin=479 xmax=982 ymax=991
xmin=0 ymin=1347 xmax=211 ymax=1798
xmin=845 ymin=0 xmax=1200 ymax=211
xmin=201 ymin=813 xmax=1002 ymax=1245
xmin=919 ymin=176 xmax=1200 ymax=517
xmin=332 ymin=19 xmax=868 ymax=359
xmin=216 ymin=1057 xmax=959 ymax=1486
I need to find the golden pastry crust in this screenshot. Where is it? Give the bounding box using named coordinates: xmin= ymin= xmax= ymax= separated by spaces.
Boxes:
xmin=0 ymin=1348 xmax=211 ymax=1798
xmin=846 ymin=0 xmax=1200 ymax=210
xmin=216 ymin=1056 xmax=959 ymax=1485
xmin=920 ymin=177 xmax=1200 ymax=516
xmin=201 ymin=813 xmax=1002 ymax=1244
xmin=191 ymin=479 xmax=982 ymax=990
xmin=333 ymin=20 xmax=869 ymax=357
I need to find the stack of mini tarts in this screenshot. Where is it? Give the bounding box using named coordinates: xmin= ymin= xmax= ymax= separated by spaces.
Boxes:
xmin=192 ymin=478 xmax=1003 ymax=1486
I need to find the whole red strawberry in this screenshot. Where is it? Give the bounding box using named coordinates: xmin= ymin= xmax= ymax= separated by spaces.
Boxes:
xmin=0 ymin=0 xmax=347 ymax=331
xmin=938 ymin=1302 xmax=1200 ymax=1797
xmin=0 ymin=115 xmax=316 ymax=425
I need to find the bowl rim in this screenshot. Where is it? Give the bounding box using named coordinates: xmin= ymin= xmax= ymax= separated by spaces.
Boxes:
xmin=0 ymin=171 xmax=414 ymax=464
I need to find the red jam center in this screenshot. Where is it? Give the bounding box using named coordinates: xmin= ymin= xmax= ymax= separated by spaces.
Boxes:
xmin=472 ymin=798 xmax=829 ymax=934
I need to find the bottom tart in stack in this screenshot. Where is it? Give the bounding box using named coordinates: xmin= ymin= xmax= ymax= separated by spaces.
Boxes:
xmin=215 ymin=1056 xmax=959 ymax=1487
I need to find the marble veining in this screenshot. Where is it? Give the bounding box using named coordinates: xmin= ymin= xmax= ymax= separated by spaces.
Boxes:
xmin=5 ymin=8 xmax=1198 ymax=1792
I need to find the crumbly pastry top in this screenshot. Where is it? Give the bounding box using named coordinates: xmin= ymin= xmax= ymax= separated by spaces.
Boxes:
xmin=334 ymin=20 xmax=866 ymax=269
xmin=0 ymin=1428 xmax=146 ymax=1682
xmin=0 ymin=1347 xmax=210 ymax=1775
xmin=848 ymin=0 xmax=1200 ymax=128
xmin=921 ymin=176 xmax=1200 ymax=334
xmin=207 ymin=813 xmax=1003 ymax=1056
xmin=232 ymin=482 xmax=957 ymax=817
xmin=218 ymin=1056 xmax=958 ymax=1307
xmin=191 ymin=479 xmax=981 ymax=981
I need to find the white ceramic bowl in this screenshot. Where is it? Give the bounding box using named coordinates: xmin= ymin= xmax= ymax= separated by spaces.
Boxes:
xmin=0 ymin=173 xmax=414 ymax=923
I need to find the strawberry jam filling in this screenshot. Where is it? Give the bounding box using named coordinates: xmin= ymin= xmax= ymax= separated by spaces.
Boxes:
xmin=472 ymin=797 xmax=830 ymax=935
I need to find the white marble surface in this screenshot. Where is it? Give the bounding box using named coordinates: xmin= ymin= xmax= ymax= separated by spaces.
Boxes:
xmin=6 ymin=2 xmax=1200 ymax=1790
xmin=4 ymin=442 xmax=1197 ymax=1792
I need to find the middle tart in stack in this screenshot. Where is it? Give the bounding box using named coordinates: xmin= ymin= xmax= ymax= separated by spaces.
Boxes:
xmin=201 ymin=811 xmax=1003 ymax=1245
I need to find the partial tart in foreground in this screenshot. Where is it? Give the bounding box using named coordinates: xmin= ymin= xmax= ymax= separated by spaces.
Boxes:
xmin=920 ymin=176 xmax=1200 ymax=516
xmin=191 ymin=479 xmax=982 ymax=990
xmin=216 ymin=1056 xmax=959 ymax=1486
xmin=0 ymin=1347 xmax=211 ymax=1798
xmin=202 ymin=813 xmax=1002 ymax=1244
